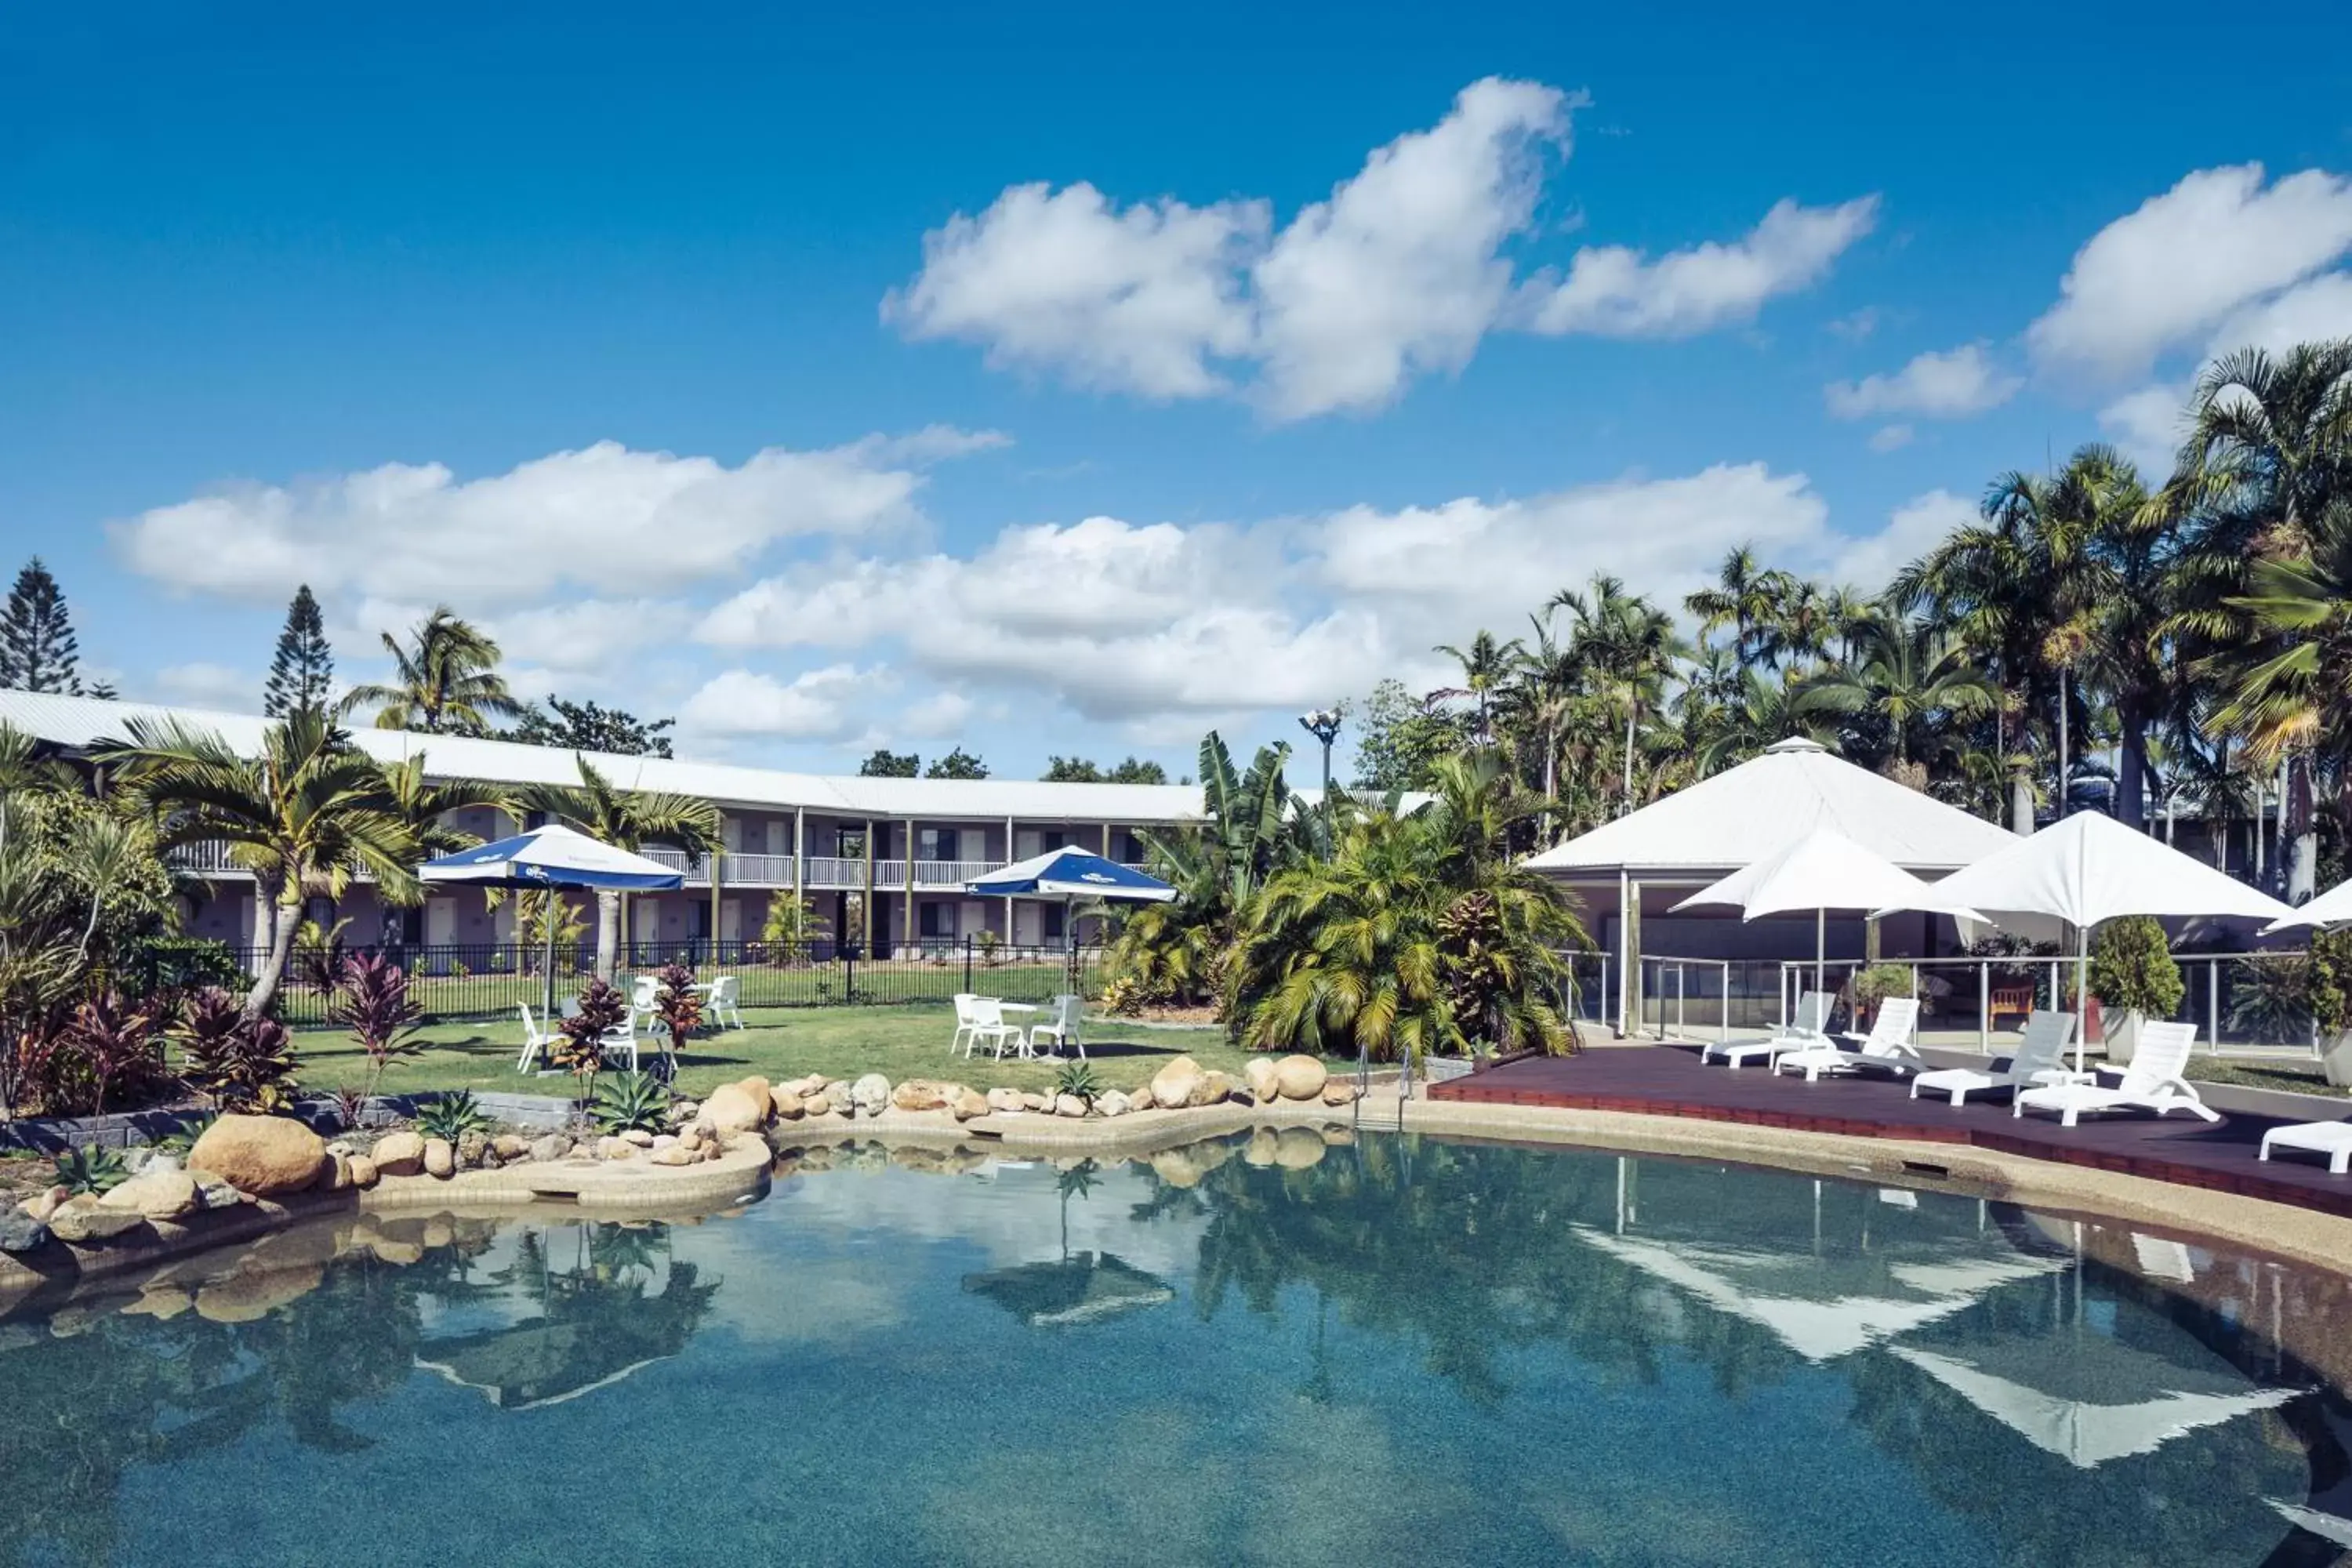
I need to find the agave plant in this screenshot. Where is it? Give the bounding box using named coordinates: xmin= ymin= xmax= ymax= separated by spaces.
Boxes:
xmin=413 ymin=1089 xmax=493 ymax=1142
xmin=1053 ymin=1058 xmax=1103 ymax=1105
xmin=154 ymin=1110 xmax=217 ymax=1157
xmin=53 ymin=1143 xmax=129 ymax=1196
xmin=591 ymin=1070 xmax=672 ymax=1134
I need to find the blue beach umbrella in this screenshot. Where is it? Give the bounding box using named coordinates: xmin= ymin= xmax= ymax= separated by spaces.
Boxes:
xmin=967 ymin=847 xmax=1174 ymax=982
xmin=421 ymin=823 xmax=686 ymax=1018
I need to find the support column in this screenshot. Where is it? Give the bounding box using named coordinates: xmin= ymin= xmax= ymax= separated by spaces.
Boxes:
xmin=902 ymin=817 xmax=916 ymax=957
xmin=1004 ymin=815 xmax=1016 ymax=942
xmin=862 ymin=818 xmax=876 ymax=956
xmin=793 ymin=806 xmax=806 ymax=935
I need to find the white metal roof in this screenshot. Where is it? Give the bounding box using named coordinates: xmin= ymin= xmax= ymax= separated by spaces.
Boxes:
xmin=1523 ymin=737 xmax=2020 ymax=880
xmin=0 ymin=690 xmax=1214 ymax=825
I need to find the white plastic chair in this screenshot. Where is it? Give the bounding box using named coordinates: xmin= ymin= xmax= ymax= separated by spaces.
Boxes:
xmin=949 ymin=993 xmax=980 ymax=1055
xmin=2014 ymin=1021 xmax=2219 ymax=1127
xmin=1909 ymin=1009 xmax=2084 ymax=1105
xmin=1774 ymin=997 xmax=1922 ymax=1081
xmin=630 ymin=973 xmax=661 ymax=1025
xmin=706 ymin=975 xmax=744 ymax=1030
xmin=517 ymin=1004 xmax=561 ymax=1073
xmin=1029 ymin=994 xmax=1083 ymax=1060
xmin=964 ymin=997 xmax=1025 ymax=1060
xmin=2260 ymin=1119 xmax=2352 ymax=1174
xmin=1705 ymin=990 xmax=1833 ymax=1069
xmin=598 ymin=1008 xmax=641 ymax=1073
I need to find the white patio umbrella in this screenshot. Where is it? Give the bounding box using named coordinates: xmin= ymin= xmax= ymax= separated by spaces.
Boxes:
xmin=1672 ymin=827 xmax=1983 ymax=996
xmin=2263 ymin=877 xmax=2352 ymax=934
xmin=1878 ymin=811 xmax=2294 ymax=1070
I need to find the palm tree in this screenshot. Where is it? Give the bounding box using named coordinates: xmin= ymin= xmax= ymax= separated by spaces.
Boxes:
xmin=524 ymin=756 xmax=719 ymax=979
xmin=1552 ymin=575 xmax=1686 ymax=815
xmin=1431 ymin=630 xmax=1521 ymax=743
xmin=98 ymin=710 xmax=420 ymax=1018
xmin=1806 ymin=617 xmax=1999 ymax=788
xmin=1690 ymin=668 xmax=1840 ymax=776
xmin=341 ymin=608 xmax=523 ymax=735
xmin=1683 ymin=546 xmax=1795 ymax=666
xmin=2167 ymin=340 xmax=2352 ymax=898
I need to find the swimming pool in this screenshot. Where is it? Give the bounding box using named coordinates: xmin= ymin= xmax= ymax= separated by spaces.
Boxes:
xmin=2 ymin=1131 xmax=2346 ymax=1566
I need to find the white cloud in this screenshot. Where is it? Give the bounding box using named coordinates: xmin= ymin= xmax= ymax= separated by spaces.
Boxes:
xmin=898 ymin=690 xmax=975 ymax=738
xmin=1249 ymin=77 xmax=1575 ymax=417
xmin=2205 ymin=270 xmax=2352 ymax=358
xmin=2026 ymin=164 xmax=2352 ymax=381
xmin=677 ymin=665 xmax=887 ymax=741
xmin=151 ymin=662 xmax=254 ymax=710
xmin=487 ymin=599 xmax=699 ymax=677
xmin=887 ymin=78 xmax=1870 ymax=418
xmin=882 ymin=181 xmax=1266 ymax=398
xmin=1824 ymin=342 xmax=2021 ymax=419
xmin=1519 ymin=196 xmax=1879 ymax=339
xmin=111 ymin=432 xmax=987 ymax=604
xmin=1827 ymin=488 xmax=1976 ymax=590
xmin=2096 ymin=381 xmax=2192 ymax=475
xmin=1867 ymin=424 xmax=1915 ymax=453
xmin=701 ymin=464 xmax=1840 ymax=724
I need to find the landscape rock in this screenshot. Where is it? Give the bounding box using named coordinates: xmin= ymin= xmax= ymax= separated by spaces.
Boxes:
xmin=48 ymin=1196 xmax=147 ymax=1243
xmin=1273 ymin=1055 xmax=1329 ymax=1102
xmin=597 ymin=1136 xmax=637 ymax=1161
xmin=24 ymin=1185 xmax=69 ymax=1225
xmin=650 ymin=1145 xmax=695 ymax=1167
xmin=822 ymin=1080 xmax=853 ymax=1109
xmin=803 ymin=1094 xmax=833 ymax=1117
xmin=313 ymin=1151 xmax=353 ymax=1192
xmin=528 ymin=1134 xmax=572 ymax=1163
xmin=734 ymin=1076 xmax=773 ymax=1112
xmin=1149 ymin=1056 xmax=1206 ymax=1111
xmin=189 ymin=1113 xmax=329 ymax=1196
xmin=620 ymin=1127 xmax=655 ymax=1148
xmin=701 ymin=1083 xmax=769 ymax=1134
xmin=771 ymin=1089 xmax=807 ymax=1121
xmin=194 ymin=1176 xmax=242 ymax=1210
xmin=100 ymin=1168 xmax=199 ymax=1221
xmin=126 ymin=1149 xmax=184 ymax=1178
xmin=1095 ymin=1090 xmax=1131 ymax=1118
xmin=851 ymin=1074 xmax=891 ymax=1118
xmin=1243 ymin=1057 xmax=1282 ymax=1102
xmin=1053 ymin=1093 xmax=1088 ymax=1119
xmin=1018 ymin=1091 xmax=1050 ymax=1112
xmin=1322 ymin=1081 xmax=1359 ymax=1107
xmin=0 ymin=1207 xmax=50 ymax=1253
xmin=372 ymin=1131 xmax=426 ymax=1177
xmin=891 ymin=1079 xmax=954 ymax=1112
xmin=951 ymin=1089 xmax=990 ymax=1121
xmin=985 ymin=1087 xmax=1027 ymax=1113
xmin=422 ymin=1138 xmax=456 ymax=1178
xmin=492 ymin=1134 xmax=533 ymax=1163
xmin=664 ymin=1100 xmax=699 ymax=1131
xmin=456 ymin=1131 xmax=491 ymax=1169
xmin=347 ymin=1155 xmax=379 ymax=1189
xmin=1193 ymin=1071 xmax=1239 ymax=1108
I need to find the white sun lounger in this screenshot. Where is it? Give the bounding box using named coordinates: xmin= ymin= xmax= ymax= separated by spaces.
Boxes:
xmin=1704 ymin=990 xmax=1833 ymax=1069
xmin=1909 ymin=1008 xmax=2082 ymax=1105
xmin=1773 ymin=997 xmax=1922 ymax=1082
xmin=2259 ymin=1120 xmax=2352 ymax=1174
xmin=2013 ymin=1021 xmax=2219 ymax=1127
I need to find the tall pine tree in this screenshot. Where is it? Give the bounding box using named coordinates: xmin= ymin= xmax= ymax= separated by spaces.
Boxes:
xmin=263 ymin=584 xmax=335 ymax=716
xmin=0 ymin=557 xmax=84 ymax=695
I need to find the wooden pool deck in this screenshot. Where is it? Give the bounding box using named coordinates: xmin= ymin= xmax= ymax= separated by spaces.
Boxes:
xmin=1428 ymin=1044 xmax=2352 ymax=1218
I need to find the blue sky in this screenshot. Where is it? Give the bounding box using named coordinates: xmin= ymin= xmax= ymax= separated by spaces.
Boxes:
xmin=5 ymin=1 xmax=2350 ymax=778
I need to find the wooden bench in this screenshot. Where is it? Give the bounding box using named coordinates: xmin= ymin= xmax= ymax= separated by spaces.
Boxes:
xmin=1988 ymin=985 xmax=2034 ymax=1030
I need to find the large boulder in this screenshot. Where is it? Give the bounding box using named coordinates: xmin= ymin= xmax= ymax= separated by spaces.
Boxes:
xmin=1053 ymin=1093 xmax=1088 ymax=1119
xmin=1243 ymin=1057 xmax=1282 ymax=1103
xmin=371 ymin=1131 xmax=426 ymax=1177
xmin=891 ymin=1080 xmax=953 ymax=1112
xmin=1149 ymin=1056 xmax=1207 ymax=1111
xmin=48 ymin=1196 xmax=147 ymax=1243
xmin=100 ymin=1169 xmax=200 ymax=1221
xmin=347 ymin=1154 xmax=380 ymax=1189
xmin=1096 ymin=1090 xmax=1131 ymax=1118
xmin=422 ymin=1138 xmax=456 ymax=1178
xmin=1273 ymin=1054 xmax=1329 ymax=1102
xmin=189 ymin=1114 xmax=328 ymax=1196
xmin=951 ymin=1088 xmax=990 ymax=1121
xmin=734 ymin=1076 xmax=772 ymax=1112
xmin=528 ymin=1133 xmax=572 ymax=1163
xmin=491 ymin=1134 xmax=533 ymax=1163
xmin=803 ymin=1093 xmax=833 ymax=1117
xmin=771 ymin=1089 xmax=807 ymax=1121
xmin=0 ymin=1205 xmax=51 ymax=1253
xmin=851 ymin=1074 xmax=891 ymax=1118
xmin=985 ymin=1087 xmax=1026 ymax=1114
xmin=702 ymin=1083 xmax=769 ymax=1134
xmin=1323 ymin=1081 xmax=1359 ymax=1107
xmin=1193 ymin=1071 xmax=1240 ymax=1108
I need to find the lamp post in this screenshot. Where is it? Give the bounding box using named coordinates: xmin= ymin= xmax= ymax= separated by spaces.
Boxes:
xmin=1298 ymin=708 xmax=1343 ymax=798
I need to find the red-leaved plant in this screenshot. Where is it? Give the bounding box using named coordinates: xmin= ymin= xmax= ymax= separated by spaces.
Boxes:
xmin=327 ymin=952 xmax=424 ymax=1109
xmin=652 ymin=961 xmax=703 ymax=1057
xmin=60 ymin=991 xmax=167 ymax=1118
xmin=555 ymin=978 xmax=628 ymax=1107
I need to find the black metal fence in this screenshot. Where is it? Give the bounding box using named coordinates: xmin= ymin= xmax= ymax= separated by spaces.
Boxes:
xmin=143 ymin=938 xmax=1112 ymax=1029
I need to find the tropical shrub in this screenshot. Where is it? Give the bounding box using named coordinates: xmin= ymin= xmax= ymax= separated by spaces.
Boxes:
xmin=2310 ymin=930 xmax=2352 ymax=1039
xmin=118 ymin=934 xmax=249 ymax=1000
xmin=1054 ymin=1059 xmax=1102 ymax=1105
xmin=2090 ymin=916 xmax=2184 ymax=1018
xmin=591 ymin=1070 xmax=671 ymax=1133
xmin=760 ymin=895 xmax=814 ymax=954
xmin=58 ymin=990 xmax=168 ymax=1118
xmin=652 ymin=961 xmax=703 ymax=1048
xmin=1850 ymin=964 xmax=1915 ymax=1006
xmin=976 ymin=929 xmax=1001 ymax=968
xmin=174 ymin=987 xmax=300 ymax=1112
xmin=53 ymin=1144 xmax=128 ymax=1196
xmin=155 ymin=1110 xmax=216 ymax=1156
xmin=413 ymin=1089 xmax=492 ymax=1142
xmin=327 ymin=952 xmax=424 ymax=1101
xmin=554 ymin=978 xmax=628 ymax=1102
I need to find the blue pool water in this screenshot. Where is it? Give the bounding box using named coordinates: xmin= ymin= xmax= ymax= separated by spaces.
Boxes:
xmin=2 ymin=1131 xmax=2347 ymax=1566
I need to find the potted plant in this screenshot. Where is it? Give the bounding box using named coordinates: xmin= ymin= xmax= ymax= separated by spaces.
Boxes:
xmin=2088 ymin=916 xmax=2183 ymax=1065
xmin=2312 ymin=930 xmax=2352 ymax=1086
xmin=1849 ymin=964 xmax=1915 ymax=1031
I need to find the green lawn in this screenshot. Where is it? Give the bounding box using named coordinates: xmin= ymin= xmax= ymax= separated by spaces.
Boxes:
xmin=292 ymin=1003 xmax=1342 ymax=1102
xmin=2182 ymin=1053 xmax=2347 ymax=1098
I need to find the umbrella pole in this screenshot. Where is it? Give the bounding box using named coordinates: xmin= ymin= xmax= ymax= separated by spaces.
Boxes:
xmin=2075 ymin=924 xmax=2091 ymax=1075
xmin=544 ymin=897 xmax=560 ymax=1025
xmin=1815 ymin=907 xmax=1825 ymax=997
